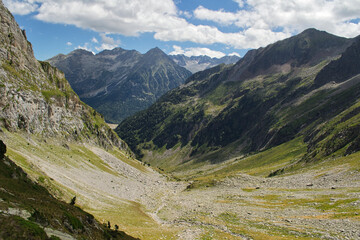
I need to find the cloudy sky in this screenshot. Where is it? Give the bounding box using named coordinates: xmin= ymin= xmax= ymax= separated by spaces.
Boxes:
xmin=4 ymin=0 xmax=360 ymax=60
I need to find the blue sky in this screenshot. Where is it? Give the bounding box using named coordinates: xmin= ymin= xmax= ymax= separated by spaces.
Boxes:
xmin=4 ymin=0 xmax=360 ymax=61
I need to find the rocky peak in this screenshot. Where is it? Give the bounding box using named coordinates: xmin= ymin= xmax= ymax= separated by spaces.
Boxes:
xmin=228 ymin=28 xmax=352 ymax=81
xmin=314 ymin=36 xmax=360 ymax=86
xmin=143 ymin=47 xmax=169 ymax=61
xmin=0 ymin=0 xmax=126 ymax=150
xmin=69 ymin=49 xmax=94 ymax=57
xmin=0 ymin=1 xmax=38 ymax=74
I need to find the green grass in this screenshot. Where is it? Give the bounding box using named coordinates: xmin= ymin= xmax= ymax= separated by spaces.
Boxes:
xmin=185 ymin=137 xmax=306 ymax=188
xmin=2 ymin=62 xmax=22 ymax=79
xmin=89 ymin=200 xmax=179 ymax=240
xmin=215 ymin=211 xmax=325 ymax=240
xmin=41 ymin=89 xmax=68 ymax=102
xmin=64 ymin=212 xmax=84 ymax=230
xmin=0 ymin=215 xmax=49 ymax=240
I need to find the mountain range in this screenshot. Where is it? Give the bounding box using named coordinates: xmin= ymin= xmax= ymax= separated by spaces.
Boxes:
xmin=48 ymin=47 xmax=192 ymax=123
xmin=169 ymin=54 xmax=240 ymax=73
xmin=116 ymin=28 xmax=360 ymax=172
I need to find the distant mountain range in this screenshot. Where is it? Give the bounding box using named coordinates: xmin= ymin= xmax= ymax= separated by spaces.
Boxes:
xmin=116 ymin=28 xmax=360 ymax=171
xmin=48 ymin=47 xmax=192 ymax=123
xmin=169 ymin=54 xmax=240 ymax=73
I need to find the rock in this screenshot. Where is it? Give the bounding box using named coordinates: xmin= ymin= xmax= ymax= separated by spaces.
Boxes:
xmin=0 ymin=140 xmax=6 ymax=158
xmin=0 ymin=1 xmax=128 ymax=151
xmin=306 ymin=183 xmax=313 ymax=187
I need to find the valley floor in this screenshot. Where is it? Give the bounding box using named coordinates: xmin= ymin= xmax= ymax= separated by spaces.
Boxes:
xmin=1 ymin=131 xmax=359 ymax=239
xmin=160 ymin=169 xmax=360 ymax=239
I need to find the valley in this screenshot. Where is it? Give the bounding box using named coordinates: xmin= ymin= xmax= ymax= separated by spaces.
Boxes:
xmin=1 ymin=0 xmax=359 ymax=239
xmin=2 ymin=129 xmax=359 ymax=239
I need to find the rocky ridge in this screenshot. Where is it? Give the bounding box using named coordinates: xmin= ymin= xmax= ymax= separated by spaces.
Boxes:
xmin=0 ymin=0 xmax=125 ymax=149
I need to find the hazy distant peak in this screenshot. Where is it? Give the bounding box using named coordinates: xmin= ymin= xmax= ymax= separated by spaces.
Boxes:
xmin=70 ymin=48 xmax=94 ymax=56
xmin=169 ymin=54 xmax=240 ymax=73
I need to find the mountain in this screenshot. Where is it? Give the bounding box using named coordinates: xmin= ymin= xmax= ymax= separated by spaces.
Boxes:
xmin=116 ymin=28 xmax=360 ymax=171
xmin=0 ymin=1 xmax=141 ymax=238
xmin=170 ymin=54 xmax=240 ymax=73
xmin=48 ymin=47 xmax=192 ymax=123
xmin=0 ymin=2 xmax=126 ymax=149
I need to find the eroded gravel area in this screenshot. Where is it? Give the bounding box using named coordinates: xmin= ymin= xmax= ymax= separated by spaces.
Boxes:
xmin=156 ymin=168 xmax=360 ymax=239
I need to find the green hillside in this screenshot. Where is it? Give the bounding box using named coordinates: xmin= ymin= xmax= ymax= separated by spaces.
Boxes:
xmin=116 ymin=29 xmax=360 ymax=175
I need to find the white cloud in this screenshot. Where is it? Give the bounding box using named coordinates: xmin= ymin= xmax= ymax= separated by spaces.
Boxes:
xmin=91 ymin=37 xmax=98 ymax=43
xmin=95 ymin=33 xmax=121 ymax=51
xmin=4 ymin=0 xmax=360 ymax=52
xmin=228 ymin=52 xmax=240 ymax=57
xmin=31 ymin=0 xmax=181 ymax=36
xmin=3 ymin=0 xmax=289 ymax=50
xmin=3 ymin=0 xmax=38 ymax=15
xmin=194 ymin=0 xmax=360 ymax=38
xmin=194 ymin=6 xmax=238 ymax=25
xmin=157 ymin=26 xmax=290 ymax=49
xmin=66 ymin=42 xmax=72 ymax=46
xmin=233 ymin=0 xmax=245 ymax=8
xmin=76 ymin=42 xmax=94 ymax=54
xmin=169 ymin=45 xmax=226 ymax=58
xmin=179 ymin=10 xmax=192 ymax=19
xmin=169 ymin=45 xmax=185 ymax=55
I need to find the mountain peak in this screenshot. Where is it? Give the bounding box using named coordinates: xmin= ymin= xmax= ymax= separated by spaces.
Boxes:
xmin=70 ymin=48 xmax=94 ymax=56
xmin=96 ymin=47 xmax=127 ymax=56
xmin=229 ymin=28 xmax=352 ymax=81
xmin=299 ymin=28 xmax=322 ymax=35
xmin=145 ymin=47 xmax=167 ymax=56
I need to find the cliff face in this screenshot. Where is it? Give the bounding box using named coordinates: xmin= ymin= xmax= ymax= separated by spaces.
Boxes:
xmin=0 ymin=0 xmax=125 ymax=149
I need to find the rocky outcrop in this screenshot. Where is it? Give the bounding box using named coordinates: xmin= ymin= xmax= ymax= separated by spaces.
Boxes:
xmin=0 ymin=0 xmax=126 ymax=150
xmin=0 ymin=139 xmax=5 ymax=158
xmin=314 ymin=37 xmax=360 ymax=86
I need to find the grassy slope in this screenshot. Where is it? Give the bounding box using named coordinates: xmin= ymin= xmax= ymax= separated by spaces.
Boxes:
xmin=0 ymin=140 xmax=138 ymax=240
xmin=1 ymin=131 xmax=179 ymax=240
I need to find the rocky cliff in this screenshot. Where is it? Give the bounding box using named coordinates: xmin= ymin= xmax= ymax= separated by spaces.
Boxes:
xmin=0 ymin=0 xmax=125 ymax=149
